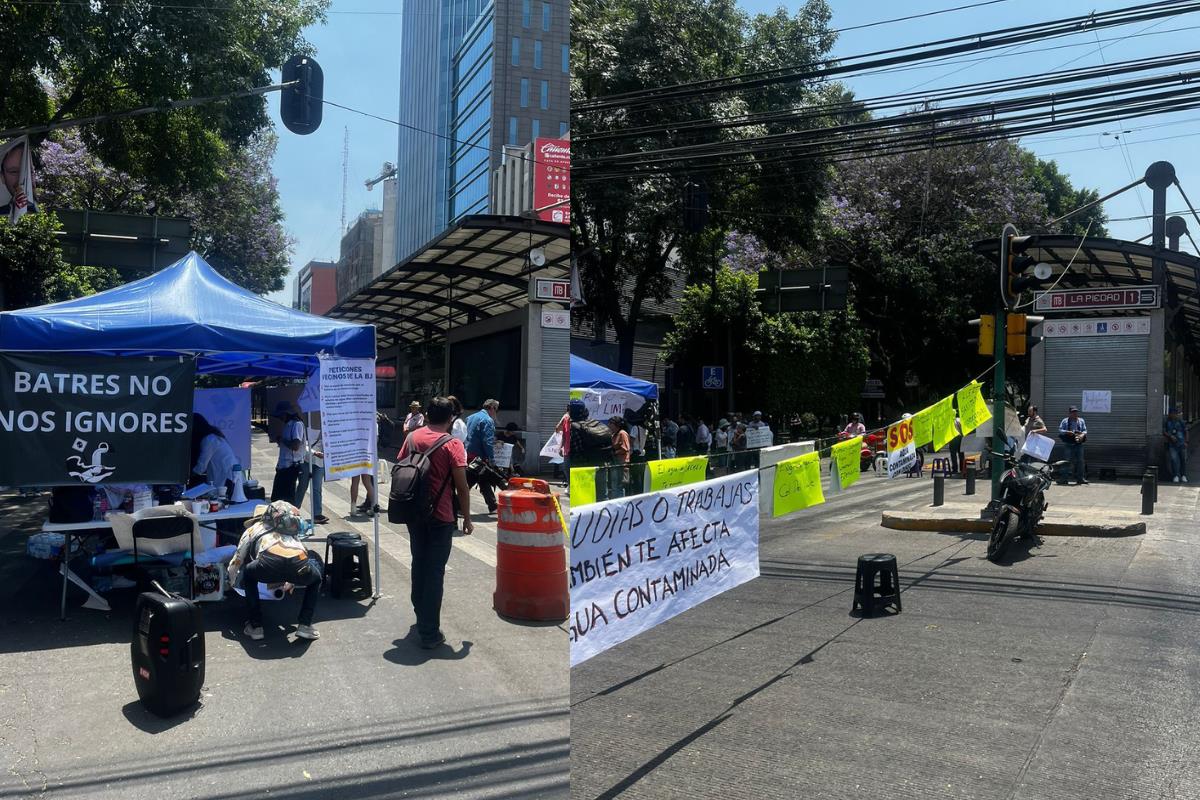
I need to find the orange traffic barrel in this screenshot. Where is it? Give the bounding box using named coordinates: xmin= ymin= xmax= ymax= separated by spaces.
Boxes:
xmin=494 ymin=477 xmax=568 ymax=621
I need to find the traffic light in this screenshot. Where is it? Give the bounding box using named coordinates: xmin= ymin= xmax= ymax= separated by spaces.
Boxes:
xmin=969 ymin=314 xmax=995 ymax=356
xmin=1006 ymin=313 xmax=1044 ymax=356
xmin=281 ymin=55 xmax=323 ymax=135
xmin=999 ymin=227 xmax=1051 ymax=308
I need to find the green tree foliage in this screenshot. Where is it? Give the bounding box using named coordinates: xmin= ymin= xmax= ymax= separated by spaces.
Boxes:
xmin=663 ymin=266 xmax=870 ymax=421
xmin=0 ymin=1 xmax=328 ymax=192
xmin=1018 ymin=151 xmax=1110 ymax=237
xmin=572 ymin=0 xmax=845 ymax=373
xmin=0 ymin=212 xmax=121 ymax=310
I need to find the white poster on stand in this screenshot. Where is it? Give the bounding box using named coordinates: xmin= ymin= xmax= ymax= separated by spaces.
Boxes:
xmin=568 ymin=471 xmax=760 ymax=667
xmin=318 ymin=357 xmax=377 ymax=481
xmin=1082 ymin=390 xmax=1112 ymax=413
xmin=193 ymin=388 xmax=251 ymax=468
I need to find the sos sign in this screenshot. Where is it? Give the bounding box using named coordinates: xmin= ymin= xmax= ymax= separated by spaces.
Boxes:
xmin=887 ymin=419 xmax=914 ymax=451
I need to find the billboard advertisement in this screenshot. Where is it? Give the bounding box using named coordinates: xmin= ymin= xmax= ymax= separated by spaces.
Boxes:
xmin=534 ymin=137 xmax=570 ymax=224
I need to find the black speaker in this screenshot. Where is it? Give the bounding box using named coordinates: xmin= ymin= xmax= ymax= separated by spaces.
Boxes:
xmin=132 ymin=589 xmax=205 ymax=717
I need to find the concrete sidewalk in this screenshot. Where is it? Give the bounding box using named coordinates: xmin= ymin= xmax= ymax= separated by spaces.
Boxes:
xmin=0 ymin=431 xmax=568 ymax=800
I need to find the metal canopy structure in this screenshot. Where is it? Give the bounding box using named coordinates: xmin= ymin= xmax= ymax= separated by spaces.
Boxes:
xmin=973 ymin=234 xmax=1200 ymax=350
xmin=328 ymin=214 xmax=570 ymax=347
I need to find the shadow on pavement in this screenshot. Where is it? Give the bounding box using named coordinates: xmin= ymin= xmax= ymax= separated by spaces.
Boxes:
xmin=384 ymin=636 xmax=473 ymax=665
xmin=120 ymin=700 xmax=200 ymax=734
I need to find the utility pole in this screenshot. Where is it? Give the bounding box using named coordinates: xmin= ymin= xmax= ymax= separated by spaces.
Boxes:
xmin=992 ymin=223 xmax=1019 ymax=503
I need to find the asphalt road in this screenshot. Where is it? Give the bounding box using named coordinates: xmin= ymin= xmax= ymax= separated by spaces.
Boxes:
xmin=570 ymin=464 xmax=1200 ymax=800
xmin=0 ymin=431 xmax=568 ymax=800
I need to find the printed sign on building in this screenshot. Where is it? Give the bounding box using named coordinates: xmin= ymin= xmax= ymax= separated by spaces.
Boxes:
xmin=533 ymin=137 xmax=570 ymax=224
xmin=1035 ymin=287 xmax=1159 ymax=312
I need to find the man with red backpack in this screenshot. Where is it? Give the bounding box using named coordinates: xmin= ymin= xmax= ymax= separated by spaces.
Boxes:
xmin=389 ymin=397 xmax=473 ymax=649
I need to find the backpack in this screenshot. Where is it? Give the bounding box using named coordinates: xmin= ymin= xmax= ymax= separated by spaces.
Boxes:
xmin=570 ymin=419 xmax=613 ymax=458
xmin=387 ymin=434 xmax=454 ymax=525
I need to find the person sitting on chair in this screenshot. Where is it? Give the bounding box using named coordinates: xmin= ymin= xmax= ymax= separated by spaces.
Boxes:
xmin=227 ymin=501 xmax=321 ymax=642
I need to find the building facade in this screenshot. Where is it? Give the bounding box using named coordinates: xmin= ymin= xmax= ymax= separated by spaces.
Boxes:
xmin=336 ymin=210 xmax=386 ymax=304
xmin=394 ymin=0 xmax=570 ymax=264
xmin=294 ymin=260 xmax=337 ymax=316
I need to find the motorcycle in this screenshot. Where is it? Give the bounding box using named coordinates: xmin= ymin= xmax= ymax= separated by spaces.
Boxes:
xmin=987 ymin=449 xmax=1068 ymax=562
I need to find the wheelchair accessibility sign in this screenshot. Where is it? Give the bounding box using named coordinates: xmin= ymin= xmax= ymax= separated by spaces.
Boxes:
xmin=702 ymin=366 xmax=724 ymax=390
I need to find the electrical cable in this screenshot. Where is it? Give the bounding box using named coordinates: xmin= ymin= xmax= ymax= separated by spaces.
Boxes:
xmin=1012 ymin=221 xmax=1094 ymax=310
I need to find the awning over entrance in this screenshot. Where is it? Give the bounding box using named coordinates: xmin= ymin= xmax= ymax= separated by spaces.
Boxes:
xmin=328 ymin=214 xmax=570 ymax=346
xmin=973 ymin=234 xmax=1200 ymax=349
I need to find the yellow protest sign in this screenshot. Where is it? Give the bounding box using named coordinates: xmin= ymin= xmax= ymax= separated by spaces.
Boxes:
xmin=570 ymin=467 xmax=597 ymax=507
xmin=773 ymin=451 xmax=824 ymax=517
xmin=831 ymin=436 xmax=863 ymax=490
xmin=912 ymin=406 xmax=933 ymax=447
xmin=930 ymin=396 xmax=957 ymax=451
xmin=647 ymin=456 xmax=708 ymax=492
xmin=956 ymin=381 xmax=992 ymax=435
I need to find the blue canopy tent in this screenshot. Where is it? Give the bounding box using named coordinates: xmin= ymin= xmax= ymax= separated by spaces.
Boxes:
xmin=0 ymin=251 xmax=375 ymax=374
xmin=569 ymin=354 xmax=658 ymax=399
xmin=0 ymin=252 xmax=383 ymax=604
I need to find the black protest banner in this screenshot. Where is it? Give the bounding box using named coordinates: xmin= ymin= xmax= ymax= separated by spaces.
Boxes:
xmin=0 ymin=354 xmax=196 ymax=486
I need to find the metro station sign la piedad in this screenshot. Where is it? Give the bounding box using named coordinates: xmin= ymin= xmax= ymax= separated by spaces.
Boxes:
xmin=534 ymin=137 xmax=570 ymax=225
xmin=1034 ymin=287 xmax=1159 ymax=312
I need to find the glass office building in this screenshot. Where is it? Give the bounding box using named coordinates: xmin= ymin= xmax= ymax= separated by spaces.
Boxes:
xmin=394 ymin=0 xmax=570 ymax=265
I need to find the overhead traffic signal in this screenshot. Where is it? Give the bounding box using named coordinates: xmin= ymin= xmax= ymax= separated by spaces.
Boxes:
xmin=999 ymin=227 xmax=1052 ymax=308
xmin=968 ymin=314 xmax=995 ymax=356
xmin=1006 ymin=313 xmax=1044 ymax=356
xmin=280 ymin=55 xmax=324 ymax=135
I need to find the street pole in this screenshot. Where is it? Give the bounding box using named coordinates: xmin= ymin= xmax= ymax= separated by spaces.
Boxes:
xmin=992 ymin=223 xmax=1018 ymax=502
xmin=992 ymin=296 xmax=1006 ymax=502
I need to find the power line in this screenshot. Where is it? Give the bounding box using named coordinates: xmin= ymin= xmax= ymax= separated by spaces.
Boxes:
xmin=575 ymin=0 xmax=1200 ymax=113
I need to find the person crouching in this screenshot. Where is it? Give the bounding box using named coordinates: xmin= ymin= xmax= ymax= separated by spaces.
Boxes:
xmin=227 ymin=501 xmax=322 ymax=641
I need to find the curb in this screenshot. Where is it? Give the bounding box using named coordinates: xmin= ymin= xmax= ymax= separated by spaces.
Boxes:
xmin=881 ymin=511 xmax=1146 ymax=538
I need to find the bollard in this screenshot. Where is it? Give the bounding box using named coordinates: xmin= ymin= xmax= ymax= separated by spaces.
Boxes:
xmin=1141 ymin=471 xmax=1155 ymax=515
xmin=933 ymin=475 xmax=944 ymax=507
xmin=965 ymin=469 xmax=975 ymax=496
xmin=1148 ymin=466 xmax=1159 ymax=502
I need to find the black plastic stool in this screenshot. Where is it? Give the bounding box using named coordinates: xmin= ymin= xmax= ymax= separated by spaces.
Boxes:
xmin=323 ymin=531 xmax=362 ymax=573
xmin=852 ymin=553 xmax=901 ymax=616
xmin=329 ymin=538 xmax=372 ymax=599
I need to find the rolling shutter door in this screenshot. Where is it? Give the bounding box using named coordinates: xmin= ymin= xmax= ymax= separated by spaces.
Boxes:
xmin=1042 ymin=334 xmax=1148 ymax=475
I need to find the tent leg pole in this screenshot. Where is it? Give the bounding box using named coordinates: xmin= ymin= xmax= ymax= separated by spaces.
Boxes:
xmin=372 ymin=460 xmax=381 ymax=599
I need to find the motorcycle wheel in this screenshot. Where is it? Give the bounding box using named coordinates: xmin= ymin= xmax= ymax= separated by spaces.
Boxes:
xmin=987 ymin=509 xmax=1020 ymax=562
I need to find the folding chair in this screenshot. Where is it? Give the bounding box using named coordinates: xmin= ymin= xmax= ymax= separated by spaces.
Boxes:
xmin=131 ymin=515 xmax=198 ymax=600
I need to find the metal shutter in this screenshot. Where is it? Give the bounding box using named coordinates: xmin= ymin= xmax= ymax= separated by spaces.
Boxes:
xmin=1043 ymin=335 xmax=1149 ymax=475
xmin=538 ymin=324 xmax=570 ymax=473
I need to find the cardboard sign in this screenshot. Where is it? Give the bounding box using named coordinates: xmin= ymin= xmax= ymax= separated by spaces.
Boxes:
xmin=745 ymin=427 xmax=773 ymax=449
xmin=1082 ymin=390 xmax=1111 ymax=413
xmin=773 ymin=451 xmax=824 ymax=516
xmin=493 ymin=442 xmax=514 ymax=469
xmin=886 ymin=418 xmax=917 ymax=478
xmin=957 ymin=381 xmax=992 ymax=435
xmin=570 ymin=467 xmax=597 ymax=507
xmin=1021 ymin=432 xmax=1055 ymax=462
xmin=831 ymin=436 xmax=863 ymax=491
xmin=568 ymin=471 xmax=760 ymax=666
xmin=647 ymin=456 xmax=708 ymax=492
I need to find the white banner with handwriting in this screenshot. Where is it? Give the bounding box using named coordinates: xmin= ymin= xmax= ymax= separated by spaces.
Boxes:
xmin=568 ymin=471 xmax=760 ymax=667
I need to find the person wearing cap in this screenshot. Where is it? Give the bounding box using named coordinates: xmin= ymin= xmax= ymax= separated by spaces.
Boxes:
xmin=465 ymin=399 xmax=500 ymax=513
xmin=1164 ymin=406 xmax=1189 ymax=483
xmin=270 ymin=401 xmax=308 ymax=503
xmin=1058 ymin=406 xmax=1088 ymax=485
xmin=748 ymin=411 xmax=766 ymax=430
xmin=227 ymin=501 xmax=322 ymax=641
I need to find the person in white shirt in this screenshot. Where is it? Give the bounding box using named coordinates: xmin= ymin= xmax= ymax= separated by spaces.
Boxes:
xmin=448 ymin=395 xmax=468 ymax=443
xmin=404 ymin=401 xmax=425 ymax=439
xmin=191 ymin=413 xmax=238 ymax=495
xmin=270 ymin=401 xmax=308 ymax=503
xmin=714 ymin=419 xmax=731 ymax=472
xmin=694 ymin=419 xmax=712 ymax=453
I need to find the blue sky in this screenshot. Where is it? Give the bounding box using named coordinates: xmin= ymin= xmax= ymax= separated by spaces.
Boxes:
xmin=266 ymin=0 xmax=1200 ymax=302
